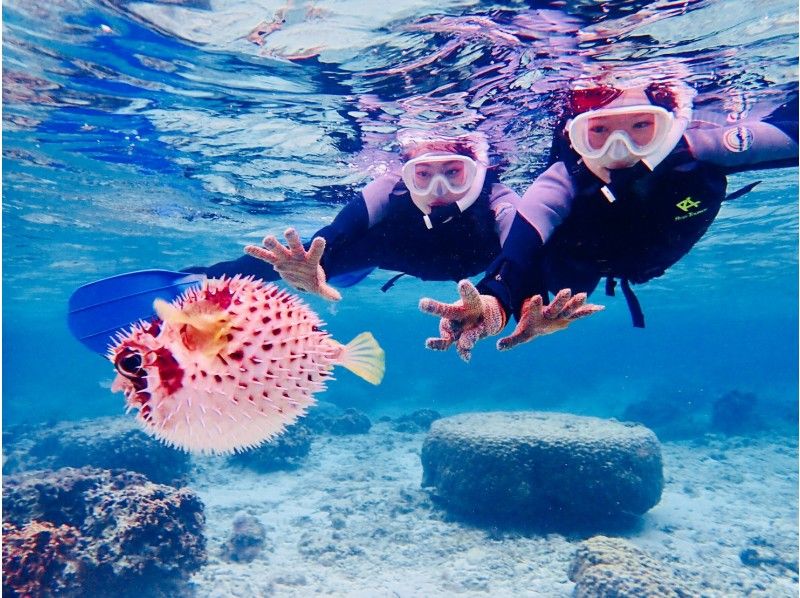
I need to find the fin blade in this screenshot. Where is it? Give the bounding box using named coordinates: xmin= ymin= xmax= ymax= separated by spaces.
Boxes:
xmin=339 ymin=332 xmax=385 ymax=385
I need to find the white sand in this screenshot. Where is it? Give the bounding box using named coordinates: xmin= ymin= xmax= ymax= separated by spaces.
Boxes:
xmin=188 ymin=423 xmax=798 ymax=597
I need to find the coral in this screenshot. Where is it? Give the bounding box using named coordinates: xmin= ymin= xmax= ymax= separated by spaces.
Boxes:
xmin=392 ymin=409 xmax=442 ymax=433
xmin=421 ymin=412 xmax=663 ymax=531
xmin=302 ymin=401 xmax=346 ymax=433
xmin=2 ymin=520 xmax=83 ymax=597
xmin=301 ymin=403 xmax=372 ymax=435
xmin=329 ymin=408 xmax=371 ymax=435
xmin=622 ymin=395 xmax=706 ymax=440
xmin=711 ymin=390 xmax=763 ymax=435
xmin=3 ymin=467 xmax=206 ymax=595
xmin=568 ymin=536 xmax=696 ymax=597
xmin=229 ymin=423 xmax=312 ymax=472
xmin=2 ymin=416 xmax=191 ymax=486
xmin=220 ymin=512 xmax=269 ymax=563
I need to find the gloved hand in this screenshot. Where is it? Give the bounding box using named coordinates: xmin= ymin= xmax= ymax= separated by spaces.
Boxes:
xmin=497 ymin=288 xmax=604 ymax=350
xmin=245 ymin=228 xmax=342 ymax=301
xmin=419 ymin=280 xmax=507 ymax=362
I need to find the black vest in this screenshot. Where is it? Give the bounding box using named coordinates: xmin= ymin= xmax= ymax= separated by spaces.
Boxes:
xmin=547 ymin=141 xmax=728 ymax=285
xmin=370 ymin=178 xmax=502 ymax=281
xmin=321 ymin=174 xmax=503 ymax=284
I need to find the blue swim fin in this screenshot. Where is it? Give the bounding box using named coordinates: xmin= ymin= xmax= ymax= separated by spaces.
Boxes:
xmin=68 ymin=269 xmax=206 ymax=355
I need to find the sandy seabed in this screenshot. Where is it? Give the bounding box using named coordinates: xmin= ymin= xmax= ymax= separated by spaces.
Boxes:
xmin=188 ymin=422 xmax=798 ymax=597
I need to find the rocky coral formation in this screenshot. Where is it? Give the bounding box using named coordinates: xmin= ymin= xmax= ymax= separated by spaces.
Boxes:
xmin=2 ymin=416 xmax=191 ymax=486
xmin=3 ymin=467 xmax=206 ymax=596
xmin=391 ymin=409 xmax=442 ymax=433
xmin=2 ymin=520 xmax=83 ymax=597
xmin=421 ymin=411 xmax=663 ymax=530
xmin=711 ymin=391 xmax=763 ymax=435
xmin=568 ymin=536 xmax=696 ymax=597
xmin=622 ymin=393 xmax=707 ymax=440
xmin=329 ymin=408 xmax=371 ymax=435
xmin=302 ymin=402 xmax=371 ymax=435
xmin=221 ymin=512 xmax=269 ymax=563
xmin=229 ymin=423 xmax=312 ymax=472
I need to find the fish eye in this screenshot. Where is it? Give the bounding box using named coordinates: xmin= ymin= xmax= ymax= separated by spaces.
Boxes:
xmin=115 ymin=350 xmax=143 ymax=377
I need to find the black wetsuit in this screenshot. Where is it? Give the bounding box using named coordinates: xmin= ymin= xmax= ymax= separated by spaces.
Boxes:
xmin=188 ymin=170 xmax=519 ymax=288
xmin=479 ymin=98 xmax=799 ymax=327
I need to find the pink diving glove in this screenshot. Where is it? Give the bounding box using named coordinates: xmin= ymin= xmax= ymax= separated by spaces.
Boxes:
xmin=419 ymin=280 xmax=507 ymax=362
xmin=420 ymin=283 xmax=605 ymax=361
xmin=245 ymin=227 xmax=342 ymax=301
xmin=496 ymin=288 xmax=605 ymax=350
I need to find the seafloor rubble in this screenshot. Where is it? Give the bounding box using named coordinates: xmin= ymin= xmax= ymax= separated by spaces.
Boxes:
xmin=2 ymin=398 xmax=796 ymax=597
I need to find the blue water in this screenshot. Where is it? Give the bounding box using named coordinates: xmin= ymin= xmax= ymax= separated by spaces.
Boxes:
xmin=3 ymin=1 xmax=799 ymax=595
xmin=4 ymin=0 xmax=797 ymax=427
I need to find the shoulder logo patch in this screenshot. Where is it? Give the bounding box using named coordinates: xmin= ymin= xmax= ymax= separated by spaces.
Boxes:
xmin=723 ymin=126 xmax=754 ymax=153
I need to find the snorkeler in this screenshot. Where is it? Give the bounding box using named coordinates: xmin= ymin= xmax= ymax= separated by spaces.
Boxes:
xmin=420 ymin=79 xmax=799 ymax=361
xmin=189 ymin=130 xmax=520 ymax=297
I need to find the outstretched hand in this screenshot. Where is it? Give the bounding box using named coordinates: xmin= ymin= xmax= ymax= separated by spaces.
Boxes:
xmin=245 ymin=228 xmax=341 ymax=301
xmin=497 ymin=288 xmax=604 ymax=351
xmin=419 ymin=280 xmax=506 ymax=362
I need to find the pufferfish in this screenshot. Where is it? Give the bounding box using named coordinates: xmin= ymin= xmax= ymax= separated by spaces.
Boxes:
xmin=108 ymin=275 xmax=384 ymax=454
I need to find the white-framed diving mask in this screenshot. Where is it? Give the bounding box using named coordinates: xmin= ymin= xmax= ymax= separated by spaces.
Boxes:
xmin=401 ymin=153 xmax=479 ymax=197
xmin=566 ymin=104 xmax=675 ymax=161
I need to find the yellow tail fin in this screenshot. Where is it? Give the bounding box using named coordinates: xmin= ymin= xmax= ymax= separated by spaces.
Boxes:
xmin=339 ymin=332 xmax=385 ymax=385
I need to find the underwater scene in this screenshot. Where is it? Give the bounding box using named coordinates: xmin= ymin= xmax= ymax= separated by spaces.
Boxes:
xmin=3 ymin=0 xmax=798 ymax=596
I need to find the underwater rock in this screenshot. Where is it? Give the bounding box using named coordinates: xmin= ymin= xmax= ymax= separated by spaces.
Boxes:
xmin=329 ymin=408 xmax=372 ymax=435
xmin=568 ymin=536 xmax=696 ymax=597
xmin=392 ymin=409 xmax=442 ymax=433
xmin=421 ymin=412 xmax=663 ymax=530
xmin=2 ymin=416 xmax=191 ymax=486
xmin=302 ymin=401 xmax=346 ymax=433
xmin=711 ymin=391 xmax=763 ymax=435
xmin=3 ymin=467 xmax=206 ymax=595
xmin=622 ymin=396 xmax=706 ymax=440
xmin=302 ymin=403 xmax=372 ymax=435
xmin=220 ymin=512 xmax=269 ymax=563
xmin=2 ymin=520 xmax=83 ymax=597
xmin=229 ymin=423 xmax=312 ymax=472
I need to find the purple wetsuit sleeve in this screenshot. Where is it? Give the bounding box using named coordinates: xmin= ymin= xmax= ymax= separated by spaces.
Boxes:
xmin=487 ymin=183 xmax=521 ymax=245
xmin=685 ymin=121 xmax=798 ymax=171
xmin=515 ymin=162 xmax=576 ymax=242
xmin=361 ymin=174 xmax=401 ymax=227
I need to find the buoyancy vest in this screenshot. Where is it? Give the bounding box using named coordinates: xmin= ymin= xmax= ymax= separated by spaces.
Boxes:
xmin=547 ymin=139 xmax=729 ymax=326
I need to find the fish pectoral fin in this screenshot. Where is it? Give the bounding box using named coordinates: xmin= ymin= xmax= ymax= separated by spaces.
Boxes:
xmin=154 ymin=298 xmax=229 ymax=354
xmin=336 ymin=331 xmax=385 ymax=385
xmin=154 ymin=298 xmax=190 ymax=327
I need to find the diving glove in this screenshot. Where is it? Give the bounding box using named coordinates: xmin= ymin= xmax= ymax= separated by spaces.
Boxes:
xmin=245 ymin=228 xmax=341 ymax=301
xmin=497 ymin=289 xmax=604 ymax=350
xmin=419 ymin=279 xmax=506 ymax=362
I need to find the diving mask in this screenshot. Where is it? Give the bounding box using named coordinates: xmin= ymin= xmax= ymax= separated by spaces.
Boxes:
xmin=401 ymin=154 xmax=479 ymax=196
xmin=566 ymin=105 xmax=675 ymax=161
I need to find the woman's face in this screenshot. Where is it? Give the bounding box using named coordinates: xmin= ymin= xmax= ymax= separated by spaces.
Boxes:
xmin=408 ymin=158 xmax=471 ymax=214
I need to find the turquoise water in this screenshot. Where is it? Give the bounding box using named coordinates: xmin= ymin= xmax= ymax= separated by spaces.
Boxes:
xmin=3 ymin=1 xmax=799 ymax=596
xmin=3 ymin=0 xmax=797 ymax=426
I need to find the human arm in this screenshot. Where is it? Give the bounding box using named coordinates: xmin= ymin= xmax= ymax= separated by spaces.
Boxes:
xmin=186 ymin=174 xmax=399 ymax=290
xmin=418 ymin=164 xmax=602 ymax=359
xmin=685 ymin=98 xmax=798 ymax=173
